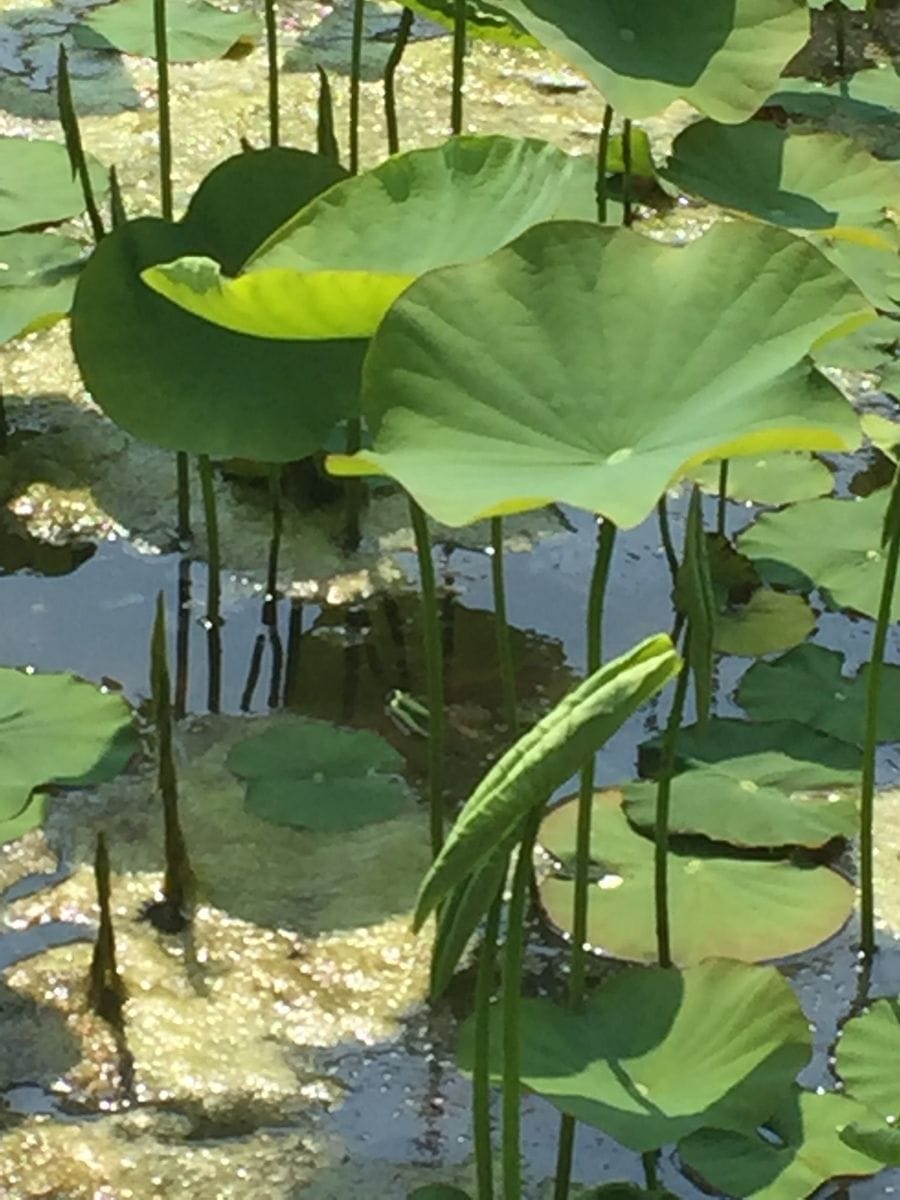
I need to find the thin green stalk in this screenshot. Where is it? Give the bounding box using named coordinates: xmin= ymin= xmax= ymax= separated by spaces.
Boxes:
xmin=108 ymin=166 xmax=126 ymax=228
xmin=473 ymin=884 xmax=503 ymax=1200
xmin=450 ymin=0 xmax=466 ymax=134
xmin=152 ymin=0 xmax=173 ymax=220
xmin=343 ymin=418 xmax=363 ymax=552
xmin=384 ymin=7 xmax=414 ymax=155
xmin=490 ymin=517 xmax=518 ymax=734
xmin=717 ymin=460 xmax=729 ymax=537
xmin=553 ymin=518 xmax=616 ymax=1200
xmin=264 ymin=0 xmax=279 ymax=145
xmin=197 ymin=454 xmax=221 ymax=628
xmin=655 ymin=638 xmax=691 ymax=968
xmin=594 ymin=104 xmax=614 ymax=223
xmin=176 ymin=452 xmax=191 ymax=543
xmin=266 ymin=468 xmax=283 ymax=618
xmin=866 ymin=0 xmax=877 ymax=30
xmin=860 ymin=466 xmax=900 ymax=958
xmin=622 ymin=117 xmax=634 ymax=227
xmin=642 ymin=1151 xmax=660 ymax=1190
xmin=88 ymin=832 xmax=126 ymax=1026
xmin=349 ymin=0 xmax=364 ymax=175
xmin=656 ymin=495 xmax=678 ymax=580
xmin=316 ymin=65 xmax=340 ymax=161
xmin=0 ymin=387 xmax=6 ymax=454
xmin=502 ymin=811 xmax=541 ymax=1200
xmin=409 ymin=497 xmax=445 ymax=858
xmin=173 ymin=554 xmax=191 ymax=719
xmin=57 ymin=46 xmax=104 ymax=244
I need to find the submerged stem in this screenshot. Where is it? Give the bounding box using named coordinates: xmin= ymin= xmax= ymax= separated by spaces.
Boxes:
xmin=409 ymin=498 xmax=445 ymax=858
xmin=451 ymin=0 xmax=466 ymax=134
xmin=717 ymin=461 xmax=729 ymax=537
xmin=473 ymin=884 xmax=503 ymax=1200
xmin=349 ymin=0 xmax=364 ymax=175
xmin=656 ymin=494 xmax=678 ymax=581
xmin=384 ymin=7 xmax=414 ymax=155
xmin=264 ymin=0 xmax=280 ymax=145
xmin=654 ymin=637 xmax=691 ymax=968
xmin=594 ymin=104 xmax=614 ymax=223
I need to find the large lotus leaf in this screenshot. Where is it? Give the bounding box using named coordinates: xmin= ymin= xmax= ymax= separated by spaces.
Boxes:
xmin=837 ymin=998 xmax=900 ymax=1120
xmin=226 ymin=719 xmax=411 ymax=831
xmin=457 ymin=959 xmax=810 ymax=1151
xmin=713 ymin=589 xmax=816 ymax=656
xmin=329 ymin=222 xmax=867 ymax=529
xmin=0 ymin=136 xmax=106 ymax=232
xmin=0 ymin=669 xmax=137 ymax=845
xmin=769 ymin=66 xmax=900 ymax=124
xmin=482 ymin=0 xmax=808 ymax=123
xmin=624 ymin=718 xmax=860 ymax=848
xmin=738 ymin=489 xmax=900 ymax=621
xmin=690 ymin=453 xmax=834 ymax=505
xmin=75 ymin=0 xmax=260 ymax=61
xmin=145 ymin=136 xmax=605 ymax=340
xmin=738 ymin=643 xmax=900 ymax=745
xmin=679 ymin=1090 xmax=884 ymax=1200
xmin=0 ymin=232 xmax=84 ymax=345
xmin=71 ymin=148 xmax=362 ymax=460
xmin=664 ymin=123 xmax=900 ymax=232
xmin=539 ymin=790 xmax=854 ymax=963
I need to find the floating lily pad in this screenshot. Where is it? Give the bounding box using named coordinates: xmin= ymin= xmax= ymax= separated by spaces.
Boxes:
xmin=226 ymin=719 xmax=412 ymax=831
xmin=329 ymin=221 xmax=866 ymax=530
xmin=738 ymin=643 xmax=900 ymax=746
xmin=625 ymin=718 xmax=859 ymax=848
xmin=690 ymin=454 xmax=834 ymax=505
xmin=458 ymin=959 xmax=809 ymax=1151
xmin=75 ymin=0 xmax=260 ymax=62
xmin=738 ymin=490 xmax=900 ymax=622
xmin=539 ymin=790 xmax=854 ymax=964
xmin=71 ymin=148 xmax=362 ymax=461
xmin=0 ymin=232 xmax=84 ymax=345
xmin=680 ymin=1090 xmax=884 ymax=1200
xmin=484 ymin=0 xmax=809 ymax=123
xmin=840 ymin=1122 xmax=900 ymax=1165
xmin=713 ymin=589 xmax=816 ymax=657
xmin=0 ymin=669 xmax=137 ymax=845
xmin=769 ymin=66 xmax=900 ymax=125
xmin=837 ymin=997 xmax=900 ymax=1121
xmin=0 ymin=136 xmax=106 ymax=232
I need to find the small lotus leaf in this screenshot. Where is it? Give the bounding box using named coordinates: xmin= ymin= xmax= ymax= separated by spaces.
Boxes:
xmin=0 ymin=232 xmax=84 ymax=345
xmin=0 ymin=668 xmax=138 ymax=845
xmin=539 ymin=790 xmax=854 ymax=963
xmin=738 ymin=489 xmax=900 ymax=622
xmin=0 ymin=136 xmax=106 ymax=232
xmin=226 ymin=719 xmax=411 ymax=832
xmin=738 ymin=643 xmax=900 ymax=745
xmin=458 ymin=959 xmax=810 ymax=1152
xmin=484 ymin=0 xmax=809 ymax=123
xmin=837 ymin=997 xmax=900 ymax=1121
xmin=840 ymin=1122 xmax=900 ymax=1165
xmin=713 ymin=589 xmax=816 ymax=657
xmin=690 ymin=454 xmax=834 ymax=505
xmin=75 ymin=0 xmax=260 ymax=61
xmin=680 ymin=1089 xmax=884 ymax=1200
xmin=330 ymin=222 xmax=867 ymax=529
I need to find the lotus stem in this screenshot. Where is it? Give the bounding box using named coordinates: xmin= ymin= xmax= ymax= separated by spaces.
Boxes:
xmin=473 ymin=885 xmax=503 ymax=1200
xmin=553 ymin=517 xmax=616 ymax=1200
xmin=176 ymin=452 xmax=191 ymax=544
xmin=316 ymin=66 xmax=340 ymax=161
xmin=108 ymin=166 xmax=126 ymax=228
xmin=594 ymin=104 xmax=614 ymax=223
xmin=622 ymin=117 xmax=634 ymax=227
xmin=152 ymin=0 xmax=173 ymax=221
xmin=642 ymin=1151 xmax=660 ymax=1190
xmin=654 ymin=636 xmax=691 ymax=968
xmin=264 ymin=0 xmax=279 ymax=146
xmin=56 ymin=46 xmax=104 ymax=245
xmin=860 ymin=465 xmax=900 ymax=958
xmin=88 ymin=832 xmax=127 ymax=1026
xmin=266 ymin=468 xmax=283 ymax=617
xmin=173 ymin=554 xmax=191 ymax=719
xmin=384 ymin=7 xmax=414 ymax=155
xmin=349 ymin=0 xmax=364 ymax=175
xmin=717 ymin=461 xmax=729 ymax=536
xmin=451 ymin=0 xmax=466 ymax=134
xmin=241 ymin=633 xmax=265 ymax=711
xmin=409 ymin=497 xmax=445 ymax=858
xmin=490 ymin=517 xmax=518 ymax=735
xmin=866 ymin=0 xmax=877 ymax=30
xmin=197 ymin=455 xmax=221 ymax=628
xmin=656 ymin=494 xmax=678 ymax=580
xmin=502 ymin=810 xmax=541 ymax=1200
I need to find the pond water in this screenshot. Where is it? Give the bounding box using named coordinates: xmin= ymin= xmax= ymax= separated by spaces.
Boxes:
xmin=3 ymin=1 xmax=900 ymax=1196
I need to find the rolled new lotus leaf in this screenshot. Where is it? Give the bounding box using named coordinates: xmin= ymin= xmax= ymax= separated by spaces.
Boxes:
xmin=330 ymin=221 xmax=869 ymax=530
xmin=412 ymin=632 xmax=681 ymax=929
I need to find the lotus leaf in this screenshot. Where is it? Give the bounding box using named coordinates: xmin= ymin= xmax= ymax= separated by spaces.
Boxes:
xmin=145 ymin=136 xmax=606 ymax=339
xmin=330 ymin=221 xmax=867 ymax=529
xmin=539 ymin=790 xmax=854 ymax=963
xmin=737 ymin=643 xmax=900 ymax=745
xmin=840 ymin=1123 xmax=900 ymax=1165
xmin=483 ymin=0 xmax=808 ymax=123
xmin=811 ymin=225 xmax=900 ymax=313
xmin=0 ymin=668 xmax=138 ymax=845
xmin=738 ymin=489 xmax=900 ymax=621
xmin=0 ymin=136 xmax=106 ymax=232
xmin=457 ymin=959 xmax=809 ymax=1151
xmin=589 ymin=1189 xmax=677 ymax=1200
xmin=226 ymin=719 xmax=412 ymax=832
xmin=690 ymin=453 xmax=834 ymax=505
xmin=404 ymin=0 xmax=535 ymax=44
xmin=75 ymin=0 xmax=260 ymax=62
xmin=408 ymin=1189 xmax=473 ymax=1200
xmin=679 ymin=1090 xmax=884 ymax=1200
xmin=837 ymin=997 xmax=900 ymax=1121
xmin=0 ymin=233 xmax=84 ymax=345
xmin=768 ymin=66 xmax=900 ymax=124
xmin=813 ymin=314 xmax=899 ymax=373
xmin=625 ymin=718 xmax=860 ymax=848
xmin=71 ymin=148 xmax=363 ymax=461
xmin=713 ymin=589 xmax=816 ymax=656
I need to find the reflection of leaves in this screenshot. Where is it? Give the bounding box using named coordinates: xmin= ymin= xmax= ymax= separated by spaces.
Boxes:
xmin=0 ymin=512 xmax=95 ymax=577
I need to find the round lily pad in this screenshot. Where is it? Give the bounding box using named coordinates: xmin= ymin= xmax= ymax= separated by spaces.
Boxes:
xmin=458 ymin=958 xmax=810 ymax=1152
xmin=538 ymin=789 xmax=854 ymax=964
xmin=837 ymin=997 xmax=900 ymax=1121
xmin=690 ymin=453 xmax=834 ymax=505
xmin=713 ymin=588 xmax=816 ymax=657
xmin=0 ymin=232 xmax=84 ymax=345
xmin=0 ymin=136 xmax=106 ymax=232
xmin=75 ymin=0 xmax=260 ymax=62
xmin=680 ymin=1089 xmax=885 ymax=1200
xmin=738 ymin=489 xmax=900 ymax=622
xmin=737 ymin=643 xmax=900 ymax=746
xmin=226 ymin=719 xmax=412 ymax=831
